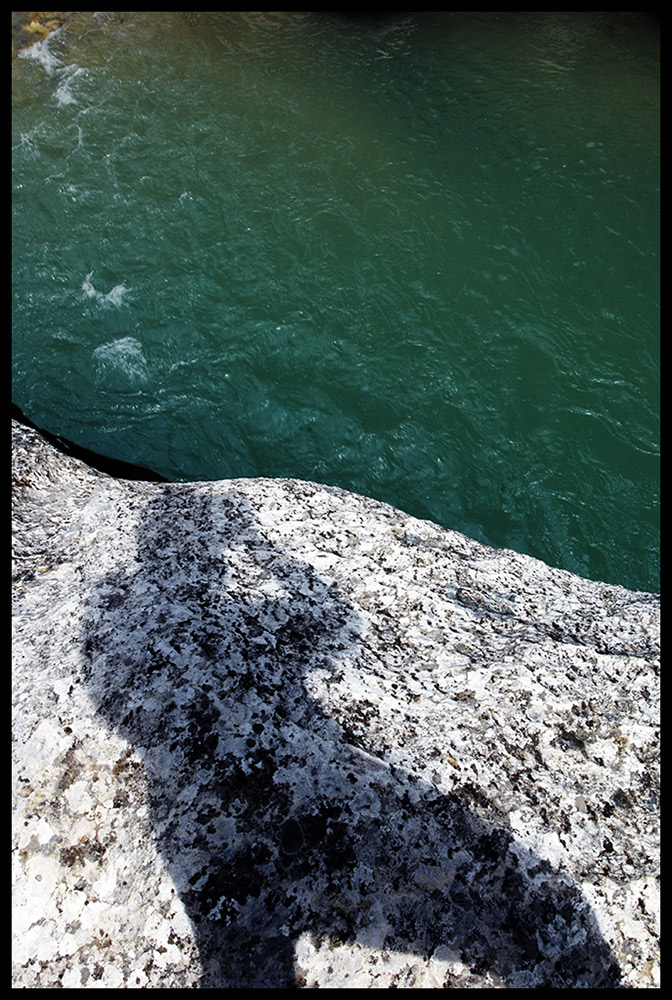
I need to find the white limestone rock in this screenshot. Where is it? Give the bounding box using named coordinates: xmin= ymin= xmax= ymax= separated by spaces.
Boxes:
xmin=12 ymin=418 xmax=659 ymax=988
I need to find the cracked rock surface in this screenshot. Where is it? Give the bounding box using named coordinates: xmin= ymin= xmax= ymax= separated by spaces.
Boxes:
xmin=12 ymin=418 xmax=659 ymax=988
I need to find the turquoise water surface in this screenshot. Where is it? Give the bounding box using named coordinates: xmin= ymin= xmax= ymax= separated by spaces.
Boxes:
xmin=12 ymin=12 xmax=659 ymax=592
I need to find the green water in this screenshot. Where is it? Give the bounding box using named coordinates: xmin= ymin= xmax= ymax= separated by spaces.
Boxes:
xmin=12 ymin=12 xmax=659 ymax=593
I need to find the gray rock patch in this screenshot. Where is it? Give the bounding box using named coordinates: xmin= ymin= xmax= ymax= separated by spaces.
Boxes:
xmin=12 ymin=419 xmax=659 ymax=988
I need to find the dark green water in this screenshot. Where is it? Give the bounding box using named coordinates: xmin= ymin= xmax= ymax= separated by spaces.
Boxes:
xmin=12 ymin=12 xmax=659 ymax=593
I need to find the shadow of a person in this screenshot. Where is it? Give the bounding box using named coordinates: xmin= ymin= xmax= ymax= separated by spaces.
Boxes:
xmin=82 ymin=484 xmax=622 ymax=988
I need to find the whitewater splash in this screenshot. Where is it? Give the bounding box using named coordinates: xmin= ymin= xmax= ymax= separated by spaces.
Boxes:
xmin=18 ymin=29 xmax=87 ymax=107
xmin=82 ymin=273 xmax=130 ymax=308
xmin=92 ymin=337 xmax=150 ymax=388
xmin=54 ymin=65 xmax=87 ymax=106
xmin=17 ymin=32 xmax=63 ymax=75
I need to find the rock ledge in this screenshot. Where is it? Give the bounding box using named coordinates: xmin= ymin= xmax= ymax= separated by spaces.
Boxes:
xmin=12 ymin=419 xmax=659 ymax=988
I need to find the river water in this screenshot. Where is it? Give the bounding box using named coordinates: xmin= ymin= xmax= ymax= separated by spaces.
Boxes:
xmin=12 ymin=12 xmax=659 ymax=593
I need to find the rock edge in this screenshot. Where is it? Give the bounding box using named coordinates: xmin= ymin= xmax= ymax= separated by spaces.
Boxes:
xmin=12 ymin=419 xmax=659 ymax=988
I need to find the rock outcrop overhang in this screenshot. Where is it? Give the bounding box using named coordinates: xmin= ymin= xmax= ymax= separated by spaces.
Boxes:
xmin=12 ymin=417 xmax=659 ymax=988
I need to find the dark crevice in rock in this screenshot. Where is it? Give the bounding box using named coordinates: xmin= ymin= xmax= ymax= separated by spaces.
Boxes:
xmin=11 ymin=403 xmax=169 ymax=483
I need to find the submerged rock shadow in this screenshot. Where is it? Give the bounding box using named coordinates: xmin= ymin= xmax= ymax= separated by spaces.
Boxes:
xmin=82 ymin=486 xmax=621 ymax=988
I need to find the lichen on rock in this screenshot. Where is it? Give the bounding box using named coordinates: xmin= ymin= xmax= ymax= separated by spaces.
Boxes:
xmin=12 ymin=418 xmax=659 ymax=988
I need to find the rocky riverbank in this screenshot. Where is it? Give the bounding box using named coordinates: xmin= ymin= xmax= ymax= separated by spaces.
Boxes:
xmin=12 ymin=417 xmax=659 ymax=987
xmin=12 ymin=11 xmax=70 ymax=53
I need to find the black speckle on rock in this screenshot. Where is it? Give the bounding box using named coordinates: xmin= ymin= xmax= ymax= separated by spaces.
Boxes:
xmin=60 ymin=838 xmax=107 ymax=868
xmin=198 ymin=842 xmax=271 ymax=911
xmin=556 ymin=727 xmax=586 ymax=752
xmin=611 ymin=788 xmax=634 ymax=811
xmin=56 ymin=744 xmax=82 ymax=792
xmin=279 ymin=818 xmax=305 ymax=855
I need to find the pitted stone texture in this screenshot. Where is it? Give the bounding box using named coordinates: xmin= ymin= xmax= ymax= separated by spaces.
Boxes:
xmin=12 ymin=420 xmax=659 ymax=988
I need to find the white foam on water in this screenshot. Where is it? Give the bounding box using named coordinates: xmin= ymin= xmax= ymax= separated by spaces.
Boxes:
xmin=18 ymin=32 xmax=63 ymax=75
xmin=54 ymin=65 xmax=87 ymax=106
xmin=92 ymin=337 xmax=150 ymax=387
xmin=14 ymin=125 xmax=46 ymax=159
xmin=104 ymin=284 xmax=129 ymax=308
xmin=82 ymin=273 xmax=130 ymax=308
xmin=18 ymin=30 xmax=88 ymax=109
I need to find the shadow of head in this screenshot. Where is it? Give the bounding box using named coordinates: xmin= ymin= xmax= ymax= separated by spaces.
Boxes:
xmin=82 ymin=485 xmax=621 ymax=988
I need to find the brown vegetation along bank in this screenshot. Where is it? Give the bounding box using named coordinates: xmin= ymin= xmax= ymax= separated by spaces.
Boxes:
xmin=12 ymin=11 xmax=69 ymax=53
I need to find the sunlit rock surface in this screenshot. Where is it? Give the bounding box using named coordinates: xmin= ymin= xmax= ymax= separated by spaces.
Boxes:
xmin=12 ymin=418 xmax=659 ymax=988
